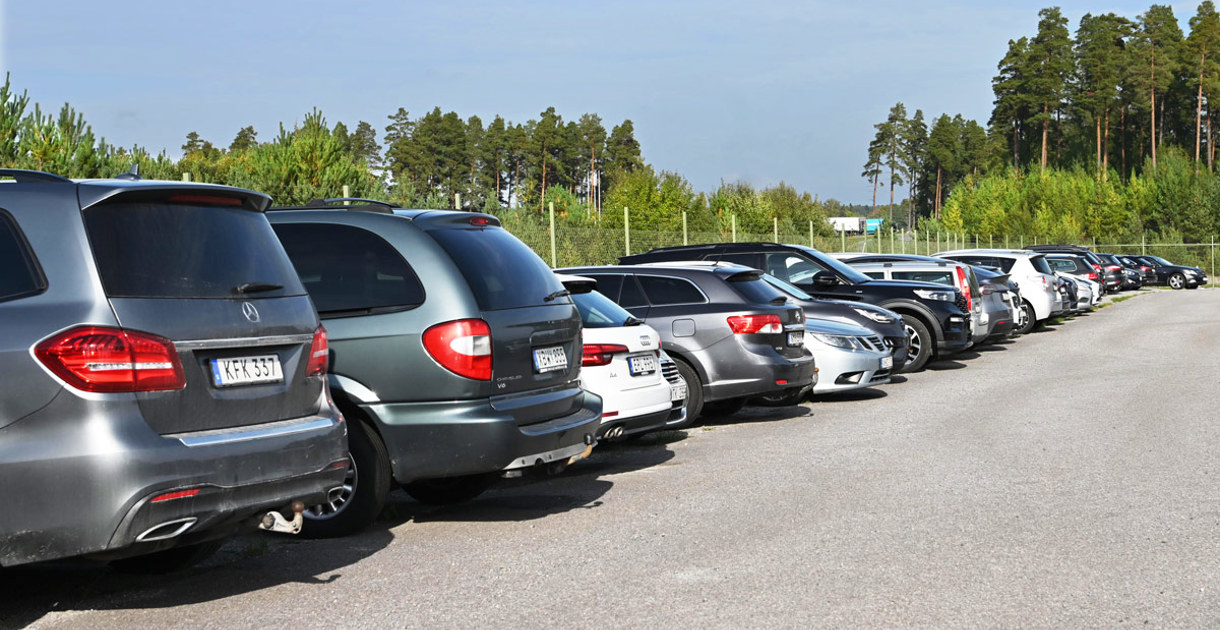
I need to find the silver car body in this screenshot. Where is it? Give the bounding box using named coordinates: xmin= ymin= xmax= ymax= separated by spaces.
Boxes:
xmin=805 ymin=319 xmax=892 ymax=394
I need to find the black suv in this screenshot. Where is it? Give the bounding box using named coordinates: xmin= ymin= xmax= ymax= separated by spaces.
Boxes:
xmin=619 ymin=243 xmax=970 ymax=371
xmin=558 ymin=262 xmax=816 ymax=419
xmin=269 ymin=199 xmax=601 ymax=537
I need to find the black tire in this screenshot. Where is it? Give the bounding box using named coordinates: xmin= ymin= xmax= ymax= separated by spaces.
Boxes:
xmin=1169 ymin=272 xmax=1186 ymax=289
xmin=1014 ymin=301 xmax=1037 ymax=336
xmin=672 ymin=358 xmax=703 ymax=422
xmin=700 ymin=397 xmax=746 ymax=417
xmin=301 ymin=418 xmax=391 ymax=539
xmin=900 ymin=316 xmax=933 ymax=372
xmin=753 ymin=386 xmax=807 ymax=407
xmin=403 ymin=473 xmax=497 ymax=505
xmin=110 ymin=540 xmax=223 ymax=574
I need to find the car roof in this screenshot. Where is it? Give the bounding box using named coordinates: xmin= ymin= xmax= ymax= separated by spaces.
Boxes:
xmin=561 ymin=261 xmax=760 ymax=278
xmin=936 ymin=248 xmax=1038 ymax=258
xmin=1 ymin=169 xmax=273 ymax=211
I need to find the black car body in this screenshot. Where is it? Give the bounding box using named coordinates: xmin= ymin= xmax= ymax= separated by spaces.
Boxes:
xmin=1130 ymin=254 xmax=1208 ymax=289
xmin=619 ymin=243 xmax=970 ymax=372
xmin=1097 ymin=253 xmax=1143 ymax=290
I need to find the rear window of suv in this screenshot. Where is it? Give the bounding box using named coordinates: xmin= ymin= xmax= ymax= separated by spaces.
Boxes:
xmin=428 ymin=226 xmax=566 ymax=310
xmin=85 ymin=200 xmax=305 ymax=299
xmin=0 ymin=211 xmax=46 ymax=303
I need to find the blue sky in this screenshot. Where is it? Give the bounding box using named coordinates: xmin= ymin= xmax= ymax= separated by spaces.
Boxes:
xmin=0 ymin=1 xmax=1197 ymax=203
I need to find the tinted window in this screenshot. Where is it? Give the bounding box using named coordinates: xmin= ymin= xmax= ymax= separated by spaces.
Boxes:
xmin=789 ymin=246 xmax=874 ymax=284
xmin=892 ymin=270 xmax=953 ymax=285
xmin=273 ymin=223 xmax=425 ymax=316
xmin=619 ymin=275 xmax=648 ymax=307
xmin=429 ymin=226 xmax=565 ymax=310
xmin=728 ymin=274 xmax=790 ymax=304
xmin=0 ymin=211 xmax=45 ymax=303
xmin=762 ymin=273 xmax=814 ymax=299
xmin=572 ymin=290 xmax=635 ymax=328
xmin=863 ymin=271 xmax=885 ymax=279
xmin=1029 ymin=256 xmax=1052 ymax=274
xmin=1047 ymin=258 xmax=1077 ymax=272
xmin=638 ymin=275 xmax=706 ymax=305
xmin=589 ymin=274 xmax=623 ymax=301
xmin=85 ymin=201 xmax=304 ymax=299
xmin=766 ymin=253 xmax=828 ymax=284
xmin=951 ymin=255 xmax=1014 ymax=273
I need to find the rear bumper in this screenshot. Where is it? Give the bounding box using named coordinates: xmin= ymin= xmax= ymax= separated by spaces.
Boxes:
xmin=935 ymin=312 xmax=971 ymax=353
xmin=700 ymin=352 xmax=816 ymax=403
xmin=363 ymin=388 xmax=602 ymax=484
xmin=0 ymin=391 xmax=347 ymax=567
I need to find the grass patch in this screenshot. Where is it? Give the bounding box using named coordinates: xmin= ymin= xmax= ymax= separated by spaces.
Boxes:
xmin=1096 ymin=293 xmax=1141 ymax=309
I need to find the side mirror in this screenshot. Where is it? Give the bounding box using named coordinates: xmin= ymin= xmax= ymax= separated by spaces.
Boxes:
xmin=812 ymin=271 xmax=839 ymax=288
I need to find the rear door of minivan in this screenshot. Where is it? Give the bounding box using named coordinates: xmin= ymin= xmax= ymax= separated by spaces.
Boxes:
xmin=79 ymin=189 xmax=323 ymax=436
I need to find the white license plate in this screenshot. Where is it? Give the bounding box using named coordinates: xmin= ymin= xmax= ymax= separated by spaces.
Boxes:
xmin=670 ymin=382 xmax=688 ymax=401
xmin=788 ymin=331 xmax=804 ymax=346
xmin=211 ymin=355 xmax=283 ymax=388
xmin=532 ymin=346 xmax=568 ymax=373
xmin=880 ymin=355 xmax=893 ymax=370
xmin=627 ymin=353 xmax=658 ymax=376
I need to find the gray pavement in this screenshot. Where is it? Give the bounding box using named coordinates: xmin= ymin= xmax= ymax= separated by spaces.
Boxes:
xmin=4 ymin=288 xmax=1219 ymax=629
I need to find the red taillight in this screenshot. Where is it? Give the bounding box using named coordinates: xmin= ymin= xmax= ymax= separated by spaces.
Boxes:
xmin=955 ymin=266 xmax=972 ymax=311
xmin=1141 ymin=266 xmax=1151 ymax=272
xmin=306 ymin=326 xmax=328 ymax=377
xmin=726 ymin=314 xmax=783 ymax=334
xmin=1087 ymin=272 xmax=1099 ymax=281
xmin=151 ymin=488 xmax=201 ymax=503
xmin=1106 ymin=265 xmax=1121 ymax=272
xmin=470 ymin=216 xmax=491 ymax=226
xmin=34 ymin=326 xmax=185 ymax=393
xmin=422 ymin=319 xmax=492 ymax=380
xmin=1092 ymin=264 xmax=1102 ymax=273
xmin=582 ymin=343 xmax=628 ymax=367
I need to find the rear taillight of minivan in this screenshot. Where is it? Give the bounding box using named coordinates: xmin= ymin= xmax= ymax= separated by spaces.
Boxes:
xmin=955 ymin=266 xmax=972 ymax=312
xmin=306 ymin=326 xmax=329 ymax=377
xmin=34 ymin=326 xmax=186 ymax=393
xmin=423 ymin=319 xmax=492 ymax=380
xmin=727 ymin=314 xmax=783 ymax=334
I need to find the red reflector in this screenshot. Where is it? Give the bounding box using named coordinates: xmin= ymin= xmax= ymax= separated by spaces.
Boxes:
xmin=34 ymin=326 xmax=185 ymax=393
xmin=602 ymin=411 xmax=619 ymax=418
xmin=329 ymin=459 xmax=350 ymax=470
xmin=306 ymin=326 xmax=329 ymax=376
xmin=470 ymin=216 xmax=491 ymax=226
xmin=423 ymin=319 xmax=492 ymax=380
xmin=582 ymin=343 xmax=628 ymax=367
xmin=727 ymin=314 xmax=783 ymax=334
xmin=167 ymin=194 xmax=243 ymax=206
xmin=151 ymin=488 xmax=200 ymax=503
xmin=776 ymin=380 xmax=788 ymax=385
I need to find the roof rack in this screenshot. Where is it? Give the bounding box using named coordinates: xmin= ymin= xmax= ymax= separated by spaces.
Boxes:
xmin=269 ymin=197 xmax=399 ymax=214
xmin=0 ymin=169 xmax=72 ymax=184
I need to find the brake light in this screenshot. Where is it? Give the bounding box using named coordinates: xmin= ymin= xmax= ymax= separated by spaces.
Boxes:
xmin=726 ymin=314 xmax=783 ymax=334
xmin=955 ymin=266 xmax=972 ymax=311
xmin=34 ymin=326 xmax=186 ymax=393
xmin=1092 ymin=264 xmax=1102 ymax=274
xmin=306 ymin=326 xmax=328 ymax=376
xmin=422 ymin=319 xmax=492 ymax=380
xmin=582 ymin=343 xmax=628 ymax=367
xmin=1087 ymin=272 xmax=1099 ymax=281
xmin=167 ymin=194 xmax=243 ymax=206
xmin=1106 ymin=265 xmax=1121 ymax=272
xmin=470 ymin=216 xmax=491 ymax=226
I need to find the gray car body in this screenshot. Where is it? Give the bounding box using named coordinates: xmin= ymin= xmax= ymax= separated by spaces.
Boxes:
xmin=0 ymin=173 xmax=347 ymax=567
xmin=557 ymin=263 xmax=816 ymax=404
xmin=267 ymin=208 xmax=601 ymax=486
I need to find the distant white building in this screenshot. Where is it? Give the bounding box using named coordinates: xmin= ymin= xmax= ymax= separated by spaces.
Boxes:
xmin=828 ymin=216 xmax=865 ymax=234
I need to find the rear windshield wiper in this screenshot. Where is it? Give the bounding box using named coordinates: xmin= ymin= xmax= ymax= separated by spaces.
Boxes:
xmin=769 ymin=296 xmax=789 ymax=305
xmin=624 ymin=316 xmax=645 ymax=326
xmin=543 ymin=289 xmax=571 ymax=302
xmin=233 ymin=282 xmax=284 ymax=295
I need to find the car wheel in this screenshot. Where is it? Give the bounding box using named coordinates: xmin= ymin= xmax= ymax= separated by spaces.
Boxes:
xmin=403 ymin=473 xmax=497 ymax=505
xmin=1169 ymin=273 xmax=1186 ymax=289
xmin=301 ymin=418 xmax=390 ymax=538
xmin=753 ymin=386 xmax=807 ymax=407
xmin=1014 ymin=301 xmax=1037 ymax=335
xmin=900 ymin=317 xmax=932 ymax=372
xmin=700 ymin=397 xmax=746 ymax=417
xmin=109 ymin=540 xmax=224 ymax=574
xmin=671 ymin=358 xmax=703 ymax=422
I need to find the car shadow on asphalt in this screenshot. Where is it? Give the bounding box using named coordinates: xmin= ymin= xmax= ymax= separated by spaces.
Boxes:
xmin=390 ymin=438 xmax=678 ymax=525
xmin=809 ymin=388 xmax=888 ymax=404
xmin=0 ymin=523 xmax=396 ymax=629
xmin=698 ymin=403 xmax=812 ymax=427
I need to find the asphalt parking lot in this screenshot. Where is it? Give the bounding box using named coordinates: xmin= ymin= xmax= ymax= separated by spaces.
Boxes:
xmin=4 ymin=288 xmax=1219 ymax=629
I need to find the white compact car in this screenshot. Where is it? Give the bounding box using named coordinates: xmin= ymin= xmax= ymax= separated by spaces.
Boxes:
xmin=934 ymin=249 xmax=1062 ymax=334
xmin=559 ymin=275 xmax=688 ymax=438
xmin=806 ymin=318 xmax=893 ymax=395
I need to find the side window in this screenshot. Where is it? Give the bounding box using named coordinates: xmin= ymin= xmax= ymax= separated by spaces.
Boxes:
xmin=587 ymin=274 xmax=623 ymax=302
xmin=863 ymin=271 xmax=885 ymax=279
xmin=716 ymin=252 xmax=763 ymax=270
xmin=892 ymin=270 xmax=953 ymax=285
xmin=638 ymin=275 xmax=706 ymax=305
xmin=766 ymin=253 xmax=826 ymax=284
xmin=618 ymin=275 xmax=648 ymax=308
xmin=0 ymin=211 xmax=46 ymax=303
xmin=1048 ymin=259 xmax=1073 ymax=272
xmin=272 ymin=223 xmax=425 ymax=316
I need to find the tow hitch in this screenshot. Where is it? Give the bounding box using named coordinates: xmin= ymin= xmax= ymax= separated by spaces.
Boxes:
xmin=258 ymin=501 xmax=305 ymax=535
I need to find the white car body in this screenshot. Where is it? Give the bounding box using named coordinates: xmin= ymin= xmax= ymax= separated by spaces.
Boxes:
xmin=806 ymin=318 xmax=892 ymax=394
xmin=934 ymin=249 xmax=1061 ymax=323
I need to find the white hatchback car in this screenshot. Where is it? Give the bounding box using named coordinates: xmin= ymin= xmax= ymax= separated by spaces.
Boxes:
xmin=934 ymin=249 xmax=1062 ymax=334
xmin=559 ymin=275 xmax=688 ymax=439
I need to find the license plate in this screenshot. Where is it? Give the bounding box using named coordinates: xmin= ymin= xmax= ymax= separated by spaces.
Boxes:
xmin=880 ymin=355 xmax=893 ymax=370
xmin=532 ymin=346 xmax=568 ymax=373
xmin=627 ymin=353 xmax=658 ymax=376
xmin=788 ymin=331 xmax=804 ymax=346
xmin=211 ymin=355 xmax=283 ymax=388
xmin=670 ymin=382 xmax=688 ymax=401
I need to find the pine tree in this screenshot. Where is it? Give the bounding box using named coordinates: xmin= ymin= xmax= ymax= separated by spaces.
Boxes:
xmin=1026 ymin=7 xmax=1073 ymax=171
xmin=1133 ymin=4 xmax=1184 ymax=168
xmin=1187 ymin=2 xmax=1220 ymax=167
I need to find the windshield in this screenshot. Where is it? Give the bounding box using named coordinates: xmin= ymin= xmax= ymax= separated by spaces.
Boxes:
xmin=571 ymin=289 xmax=636 ymax=328
xmin=762 ymin=273 xmax=813 ymax=300
xmin=791 ymin=246 xmax=873 ymax=284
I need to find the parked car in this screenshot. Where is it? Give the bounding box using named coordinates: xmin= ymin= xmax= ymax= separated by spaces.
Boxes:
xmin=1129 ymin=254 xmax=1208 ymax=289
xmin=970 ymin=265 xmax=1024 ymax=340
xmin=1097 ymin=253 xmax=1143 ymax=290
xmin=619 ymin=243 xmax=970 ymax=372
xmin=557 ymin=261 xmax=816 ymax=417
xmin=934 ymin=249 xmax=1063 ymax=334
xmin=802 ymin=318 xmax=893 ymax=395
xmin=1115 ymin=255 xmax=1157 ymax=285
xmin=0 ymin=169 xmax=349 ymax=570
xmin=557 ymin=274 xmax=689 ymax=437
xmin=756 ymin=273 xmax=910 ymax=373
xmin=1027 ymin=244 xmax=1118 ymax=293
xmin=269 ymin=199 xmax=601 ymax=536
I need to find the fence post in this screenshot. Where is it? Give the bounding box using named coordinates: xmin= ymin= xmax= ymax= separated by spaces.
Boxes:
xmin=900 ymin=229 xmax=906 ymax=254
xmin=808 ymin=220 xmax=813 ymax=248
xmin=624 ymin=206 xmax=630 ymax=256
xmin=548 ymin=202 xmax=557 ymax=268
xmin=773 ymin=216 xmax=778 ymax=243
xmin=890 ymin=227 xmax=895 ymax=253
xmin=876 ymin=226 xmax=881 ymax=252
xmin=1212 ymin=235 xmax=1216 ymax=286
xmin=1141 ymin=232 xmax=1146 ymax=256
xmin=989 ymin=234 xmax=993 ymax=248
xmin=840 ymin=226 xmax=845 ymax=252
xmin=1020 ymin=235 xmax=1024 ymax=248
xmin=913 ymin=229 xmax=918 ymax=255
xmin=732 ymin=214 xmax=737 ymax=243
xmin=682 ymin=211 xmax=688 ymax=246
xmin=182 ymin=172 xmax=191 ymax=182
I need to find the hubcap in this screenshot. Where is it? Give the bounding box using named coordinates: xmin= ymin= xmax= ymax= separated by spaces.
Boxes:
xmin=305 ymin=455 xmax=357 ymax=520
xmin=1171 ymin=275 xmax=1184 ymax=289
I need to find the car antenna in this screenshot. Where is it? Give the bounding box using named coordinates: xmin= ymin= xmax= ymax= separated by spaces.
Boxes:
xmin=114 ymin=163 xmax=141 ymax=181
